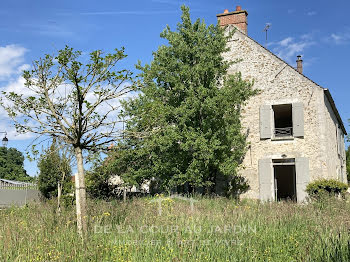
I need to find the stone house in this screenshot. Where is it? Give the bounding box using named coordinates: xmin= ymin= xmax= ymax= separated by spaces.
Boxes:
xmin=217 ymin=6 xmax=347 ymax=202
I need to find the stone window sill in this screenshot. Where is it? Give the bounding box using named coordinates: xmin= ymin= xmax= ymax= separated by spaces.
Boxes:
xmin=271 ymin=136 xmax=294 ymax=141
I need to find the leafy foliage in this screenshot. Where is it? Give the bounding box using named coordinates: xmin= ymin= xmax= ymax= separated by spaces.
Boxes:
xmin=86 ymin=161 xmax=117 ymax=199
xmin=38 ymin=142 xmax=72 ymax=199
xmin=107 ymin=6 xmax=256 ymax=195
xmin=86 ymin=151 xmax=137 ymax=199
xmin=226 ymin=175 xmax=250 ymax=199
xmin=0 ymin=147 xmax=31 ymax=182
xmin=306 ymin=179 xmax=348 ymax=199
xmin=1 ymin=46 xmax=134 ymax=151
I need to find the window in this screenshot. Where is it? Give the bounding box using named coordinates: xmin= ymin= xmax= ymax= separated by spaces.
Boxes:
xmin=272 ymin=104 xmax=293 ymax=137
xmin=336 ymin=124 xmax=345 ymax=159
xmin=260 ymin=102 xmax=304 ymax=139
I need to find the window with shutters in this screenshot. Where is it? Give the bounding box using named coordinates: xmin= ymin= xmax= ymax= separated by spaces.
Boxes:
xmin=272 ymin=104 xmax=293 ymax=137
xmin=260 ymin=102 xmax=304 ymax=140
xmin=336 ymin=125 xmax=345 ymax=160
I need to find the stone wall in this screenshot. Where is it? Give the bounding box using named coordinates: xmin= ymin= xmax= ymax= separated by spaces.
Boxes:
xmin=224 ymin=27 xmax=346 ymax=199
xmin=322 ymin=95 xmax=347 ymax=182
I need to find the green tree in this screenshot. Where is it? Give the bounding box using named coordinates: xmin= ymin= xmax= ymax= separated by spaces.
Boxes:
xmin=86 ymin=150 xmax=132 ymax=201
xmin=86 ymin=162 xmax=116 ymax=200
xmin=38 ymin=142 xmax=72 ymax=199
xmin=109 ymin=6 xmax=256 ymax=195
xmin=0 ymin=147 xmax=30 ymax=182
xmin=1 ymin=46 xmax=134 ymax=235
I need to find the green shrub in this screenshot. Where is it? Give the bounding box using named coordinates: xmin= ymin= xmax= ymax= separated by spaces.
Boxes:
xmin=306 ymin=179 xmax=348 ymax=199
xmin=226 ymin=175 xmax=250 ymax=199
xmin=61 ymin=194 xmax=75 ymax=208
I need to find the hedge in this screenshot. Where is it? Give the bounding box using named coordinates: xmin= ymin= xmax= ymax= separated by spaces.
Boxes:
xmin=306 ymin=179 xmax=348 ymax=198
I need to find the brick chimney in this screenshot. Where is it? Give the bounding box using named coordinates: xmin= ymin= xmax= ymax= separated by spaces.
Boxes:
xmin=296 ymin=55 xmax=303 ymax=74
xmin=216 ymin=6 xmax=248 ymax=34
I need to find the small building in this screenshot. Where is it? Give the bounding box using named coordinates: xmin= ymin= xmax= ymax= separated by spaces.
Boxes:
xmin=217 ymin=6 xmax=347 ymax=202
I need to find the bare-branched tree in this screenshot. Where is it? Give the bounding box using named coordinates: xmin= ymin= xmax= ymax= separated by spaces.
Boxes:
xmin=1 ymin=46 xmax=135 ymax=236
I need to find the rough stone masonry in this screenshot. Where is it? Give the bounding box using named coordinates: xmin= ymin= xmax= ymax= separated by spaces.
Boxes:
xmin=217 ymin=6 xmax=347 ymax=202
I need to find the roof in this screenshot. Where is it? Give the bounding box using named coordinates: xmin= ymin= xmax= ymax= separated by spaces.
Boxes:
xmin=231 ymin=26 xmax=347 ymax=135
xmin=0 ymin=178 xmax=36 ymax=186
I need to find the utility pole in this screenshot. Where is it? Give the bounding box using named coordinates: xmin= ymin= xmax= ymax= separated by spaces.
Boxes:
xmin=263 ymin=23 xmax=271 ymax=48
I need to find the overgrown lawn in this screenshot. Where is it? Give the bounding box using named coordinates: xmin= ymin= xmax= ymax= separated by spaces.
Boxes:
xmin=1 ymin=196 xmax=350 ymax=261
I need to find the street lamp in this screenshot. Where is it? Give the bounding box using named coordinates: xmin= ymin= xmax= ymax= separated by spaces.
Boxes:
xmin=0 ymin=132 xmax=8 ymax=147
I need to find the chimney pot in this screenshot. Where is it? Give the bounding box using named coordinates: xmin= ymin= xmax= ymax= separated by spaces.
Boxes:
xmin=296 ymin=55 xmax=303 ymax=74
xmin=224 ymin=9 xmax=229 ymax=14
xmin=236 ymin=6 xmax=242 ymax=11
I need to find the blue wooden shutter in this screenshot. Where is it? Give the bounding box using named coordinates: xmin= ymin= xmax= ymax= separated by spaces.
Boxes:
xmin=293 ymin=103 xmax=304 ymax=137
xmin=295 ymin=157 xmax=309 ymax=203
xmin=260 ymin=105 xmax=272 ymax=139
xmin=259 ymin=158 xmax=274 ymax=201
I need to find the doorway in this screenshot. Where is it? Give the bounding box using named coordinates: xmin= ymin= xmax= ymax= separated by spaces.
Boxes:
xmin=273 ymin=159 xmax=296 ymax=201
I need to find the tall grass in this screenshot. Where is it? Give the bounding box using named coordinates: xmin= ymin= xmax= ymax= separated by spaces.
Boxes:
xmin=0 ymin=196 xmax=349 ymax=261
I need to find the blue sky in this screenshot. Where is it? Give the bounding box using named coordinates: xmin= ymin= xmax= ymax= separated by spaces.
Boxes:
xmin=1 ymin=0 xmax=350 ymax=176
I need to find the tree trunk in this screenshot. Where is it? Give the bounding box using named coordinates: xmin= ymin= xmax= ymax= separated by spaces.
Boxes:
xmin=123 ymin=186 xmax=127 ymax=202
xmin=57 ymin=170 xmax=66 ymax=215
xmin=74 ymin=146 xmax=88 ymax=236
xmin=57 ymin=182 xmax=62 ymax=214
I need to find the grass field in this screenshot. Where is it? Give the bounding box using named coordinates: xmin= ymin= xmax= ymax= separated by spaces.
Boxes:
xmin=1 ymin=196 xmax=350 ymax=261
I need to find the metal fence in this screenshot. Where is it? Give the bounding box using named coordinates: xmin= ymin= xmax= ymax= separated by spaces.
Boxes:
xmin=274 ymin=127 xmax=293 ymax=137
xmin=0 ymin=181 xmax=41 ymax=208
xmin=0 ymin=181 xmax=38 ymax=190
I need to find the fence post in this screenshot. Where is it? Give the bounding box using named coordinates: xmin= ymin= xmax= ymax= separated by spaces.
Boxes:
xmin=25 ymin=186 xmax=28 ymax=205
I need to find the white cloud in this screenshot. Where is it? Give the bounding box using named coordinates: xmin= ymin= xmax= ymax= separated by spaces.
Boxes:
xmin=84 ymin=83 xmax=134 ymax=115
xmin=3 ymin=76 xmax=33 ymax=95
xmin=0 ymin=45 xmax=29 ymax=80
xmin=151 ymin=0 xmax=186 ymax=5
xmin=78 ymin=10 xmax=179 ymax=16
xmin=20 ymin=22 xmax=74 ymax=38
xmin=307 ymin=11 xmax=317 ymax=16
xmin=269 ymin=36 xmax=315 ymax=65
xmin=329 ymin=32 xmax=350 ymax=45
xmin=0 ymin=44 xmax=35 ymax=141
xmin=6 ymin=128 xmax=36 ymax=141
xmin=0 ymin=76 xmax=37 ymax=141
xmin=301 ymin=33 xmax=313 ymax=41
xmin=279 ymin=37 xmax=293 ymax=47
